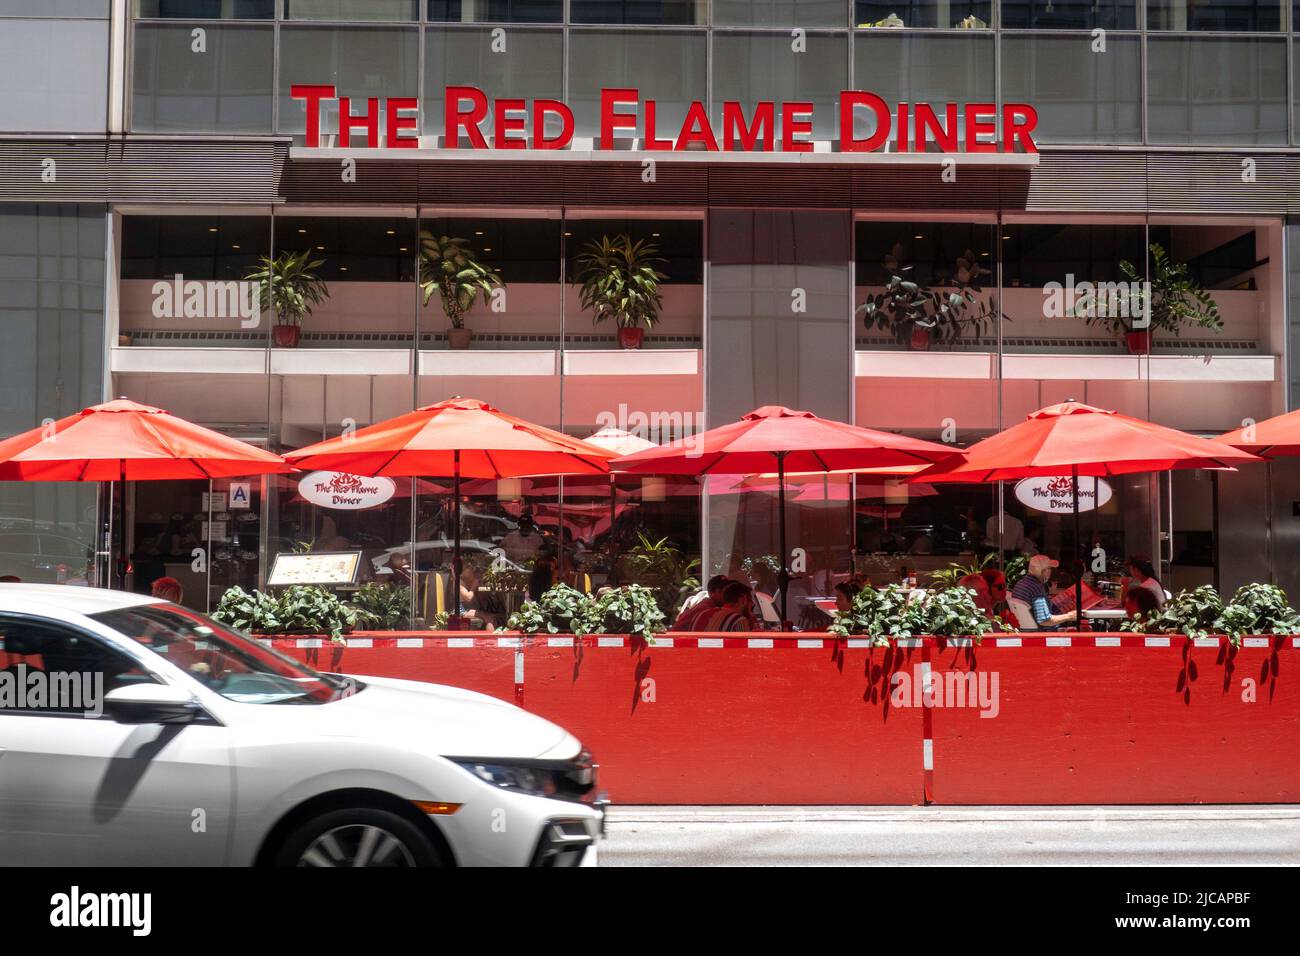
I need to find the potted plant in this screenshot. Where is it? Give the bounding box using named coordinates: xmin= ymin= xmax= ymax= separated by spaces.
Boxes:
xmin=347 ymin=582 xmax=412 ymax=631
xmin=858 ymin=247 xmax=998 ymax=351
xmin=618 ymin=532 xmax=700 ymax=617
xmin=1083 ymin=242 xmax=1222 ymax=355
xmin=574 ymin=234 xmax=668 ymax=350
xmin=418 ymin=231 xmax=502 ymax=350
xmin=243 ymin=249 xmax=330 ymax=348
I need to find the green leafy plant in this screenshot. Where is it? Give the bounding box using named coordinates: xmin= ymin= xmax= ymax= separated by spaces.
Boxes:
xmin=418 ymin=232 xmax=503 ymax=330
xmin=348 ymin=582 xmax=412 ymax=631
xmin=828 ymin=584 xmax=914 ymax=645
xmin=929 ymin=552 xmax=998 ymax=589
xmin=481 ymin=562 xmax=530 ymax=592
xmin=902 ymin=586 xmax=1002 ymax=640
xmin=274 ymin=585 xmax=357 ymax=643
xmin=1004 ymin=554 xmax=1028 ymax=586
xmin=243 ymin=249 xmax=330 ymax=328
xmin=1084 ymin=242 xmax=1222 ymax=337
xmin=505 ymin=584 xmax=599 ymax=636
xmin=857 ymin=249 xmax=1000 ymax=347
xmin=619 ymin=532 xmax=700 ymax=618
xmin=1121 ymin=584 xmax=1224 ymax=639
xmin=1216 ymin=583 xmax=1300 ymax=645
xmin=212 ymin=586 xmax=280 ymax=634
xmin=574 ymin=234 xmax=668 ymax=331
xmin=740 ymin=554 xmax=783 ymax=578
xmin=590 ymin=585 xmax=665 ymax=642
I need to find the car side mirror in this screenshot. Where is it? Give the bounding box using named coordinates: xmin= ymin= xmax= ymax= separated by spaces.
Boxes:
xmin=102 ymin=684 xmax=201 ymax=725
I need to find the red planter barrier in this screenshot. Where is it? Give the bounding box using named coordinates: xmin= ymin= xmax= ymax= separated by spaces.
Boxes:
xmin=267 ymin=631 xmax=1300 ymax=805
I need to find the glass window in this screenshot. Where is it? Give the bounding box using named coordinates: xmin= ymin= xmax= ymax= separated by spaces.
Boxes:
xmin=135 ymin=1 xmax=274 ymax=17
xmin=570 ymin=1 xmax=703 ymax=23
xmin=1147 ymin=36 xmax=1287 ymax=146
xmin=278 ymin=26 xmax=419 ymax=140
xmin=286 ymin=0 xmax=419 ymax=19
xmin=0 ymin=619 xmax=158 ymax=714
xmin=273 ymin=216 xmax=416 ymax=283
xmin=4 ymin=1 xmax=109 ymax=15
xmin=1000 ymin=224 xmax=1146 ymax=289
xmin=852 ymin=33 xmax=992 ymax=147
xmin=855 ymin=0 xmax=990 ymax=29
xmin=712 ymin=32 xmax=847 ymax=144
xmin=712 ymin=0 xmax=845 ymax=27
xmin=568 ymin=29 xmax=707 ymax=143
xmin=132 ymin=23 xmax=273 ymax=133
xmin=0 ymin=19 xmax=108 ymax=133
xmin=1001 ymin=34 xmax=1140 ymax=145
xmin=121 ymin=215 xmax=270 ymax=281
xmin=427 ymin=0 xmax=562 ymax=20
xmin=999 ymin=0 xmax=1136 ymax=29
xmin=1147 ymin=0 xmax=1281 ymax=31
xmin=423 ymin=27 xmax=563 ymax=142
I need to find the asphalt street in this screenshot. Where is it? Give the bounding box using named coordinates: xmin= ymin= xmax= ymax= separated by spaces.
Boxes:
xmin=600 ymin=805 xmax=1300 ymax=866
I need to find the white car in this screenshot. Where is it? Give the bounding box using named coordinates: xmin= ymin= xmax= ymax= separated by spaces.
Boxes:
xmin=0 ymin=584 xmax=604 ymax=867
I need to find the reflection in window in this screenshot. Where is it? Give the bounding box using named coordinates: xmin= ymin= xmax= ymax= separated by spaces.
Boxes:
xmin=135 ymin=0 xmax=273 ymax=16
xmin=1001 ymin=34 xmax=1140 ymax=144
xmin=132 ymin=24 xmax=273 ymax=133
xmin=427 ymin=0 xmax=562 ymax=21
xmin=999 ymin=0 xmax=1136 ymax=29
xmin=423 ymin=27 xmax=562 ymax=141
xmin=277 ymin=26 xmax=418 ymax=138
xmin=286 ymin=0 xmax=419 ymax=19
xmin=712 ymin=32 xmax=847 ymax=144
xmin=1147 ymin=36 xmax=1287 ymax=145
xmin=1147 ymin=0 xmax=1281 ymax=31
xmin=855 ymin=0 xmax=991 ymax=29
xmin=0 ymin=18 xmax=110 ymax=133
xmin=712 ymin=0 xmax=846 ymax=27
xmin=570 ymin=1 xmax=702 ymax=23
xmin=568 ymin=30 xmax=706 ymax=142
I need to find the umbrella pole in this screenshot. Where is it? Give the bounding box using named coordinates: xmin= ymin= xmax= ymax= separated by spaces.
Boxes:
xmin=116 ymin=462 xmax=127 ymax=591
xmin=609 ymin=475 xmax=617 ymax=583
xmin=1073 ymin=465 xmax=1082 ymax=632
xmin=453 ymin=450 xmax=462 ymax=620
xmin=777 ymin=451 xmax=788 ymax=625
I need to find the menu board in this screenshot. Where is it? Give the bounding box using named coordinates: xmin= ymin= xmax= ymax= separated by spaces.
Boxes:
xmin=267 ymin=551 xmax=362 ymax=586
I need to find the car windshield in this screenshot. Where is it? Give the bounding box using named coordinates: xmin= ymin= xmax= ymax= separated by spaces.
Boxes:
xmin=90 ymin=604 xmax=358 ymax=705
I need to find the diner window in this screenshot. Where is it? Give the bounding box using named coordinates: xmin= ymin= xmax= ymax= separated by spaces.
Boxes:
xmin=1146 ymin=36 xmax=1287 ymax=145
xmin=134 ymin=1 xmax=274 ymax=16
xmin=852 ymin=33 xmax=993 ymax=147
xmin=999 ymin=0 xmax=1136 ymax=29
xmin=118 ymin=213 xmax=272 ymax=348
xmin=568 ymin=30 xmax=707 ymax=143
xmin=285 ymin=0 xmax=419 ymax=18
xmin=711 ymin=32 xmax=848 ymax=144
xmin=563 ymin=216 xmax=703 ymax=350
xmin=417 ymin=214 xmax=561 ymax=350
xmin=277 ymin=26 xmax=418 ymax=141
xmin=423 ymin=27 xmax=563 ymax=142
xmin=569 ymin=1 xmax=704 ymax=23
xmin=427 ymin=0 xmax=563 ymax=21
xmin=132 ymin=23 xmax=273 ymax=133
xmin=854 ymin=0 xmax=991 ymax=29
xmin=1147 ymin=0 xmax=1282 ymax=31
xmin=1001 ymin=34 xmax=1140 ymax=145
xmin=0 ymin=16 xmax=109 ymax=133
xmin=712 ymin=0 xmax=846 ymax=27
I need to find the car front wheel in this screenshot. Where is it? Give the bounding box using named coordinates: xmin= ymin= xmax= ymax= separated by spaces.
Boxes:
xmin=275 ymin=808 xmax=447 ymax=867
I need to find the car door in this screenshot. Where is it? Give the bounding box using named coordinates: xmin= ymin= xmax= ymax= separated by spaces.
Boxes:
xmin=0 ymin=614 xmax=234 ymax=865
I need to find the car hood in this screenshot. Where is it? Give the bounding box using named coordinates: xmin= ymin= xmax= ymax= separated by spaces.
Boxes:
xmin=259 ymin=674 xmax=581 ymax=761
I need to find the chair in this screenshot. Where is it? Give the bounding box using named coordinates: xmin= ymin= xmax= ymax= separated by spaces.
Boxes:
xmin=1007 ymin=596 xmax=1039 ymax=631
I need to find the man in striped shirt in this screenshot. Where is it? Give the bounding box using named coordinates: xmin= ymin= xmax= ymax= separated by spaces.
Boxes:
xmin=1010 ymin=554 xmax=1078 ymax=631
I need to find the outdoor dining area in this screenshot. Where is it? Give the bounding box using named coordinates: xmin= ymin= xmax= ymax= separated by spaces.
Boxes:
xmin=2 ymin=392 xmax=1299 ymax=647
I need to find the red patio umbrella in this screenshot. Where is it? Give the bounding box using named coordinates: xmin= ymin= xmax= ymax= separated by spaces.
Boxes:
xmin=0 ymin=398 xmax=292 ymax=587
xmin=612 ymin=405 xmax=962 ymax=620
xmin=284 ymin=397 xmax=618 ymax=617
xmin=1217 ymin=409 xmax=1300 ymax=583
xmin=912 ymin=401 xmax=1264 ymax=622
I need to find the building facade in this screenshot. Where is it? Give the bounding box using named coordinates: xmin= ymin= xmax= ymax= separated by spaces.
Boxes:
xmin=4 ymin=0 xmax=1300 ymax=613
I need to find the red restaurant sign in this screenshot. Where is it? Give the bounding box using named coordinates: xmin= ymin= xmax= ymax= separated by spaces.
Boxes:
xmin=291 ymin=84 xmax=1038 ymax=154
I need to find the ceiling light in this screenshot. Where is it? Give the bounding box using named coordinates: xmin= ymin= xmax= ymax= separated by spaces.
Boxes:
xmin=386 ymin=229 xmax=395 ymax=235
xmin=474 ymin=230 xmax=484 ymax=236
xmin=232 ymin=244 xmax=241 ymax=250
xmin=208 ymin=227 xmax=218 ymax=233
xmin=297 ymin=228 xmax=307 ymax=234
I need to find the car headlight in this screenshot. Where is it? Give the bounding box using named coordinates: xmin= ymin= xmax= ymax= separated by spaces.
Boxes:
xmin=453 ymin=760 xmax=560 ymax=799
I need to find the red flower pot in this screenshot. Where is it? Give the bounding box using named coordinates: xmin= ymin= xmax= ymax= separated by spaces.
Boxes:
xmin=908 ymin=326 xmax=932 ymax=351
xmin=272 ymin=324 xmax=300 ymax=348
xmin=618 ymin=327 xmax=645 ymax=350
xmin=1125 ymin=330 xmax=1151 ymax=355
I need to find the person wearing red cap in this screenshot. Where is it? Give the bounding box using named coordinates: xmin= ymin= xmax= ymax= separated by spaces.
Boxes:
xmin=1009 ymin=554 xmax=1078 ymax=630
